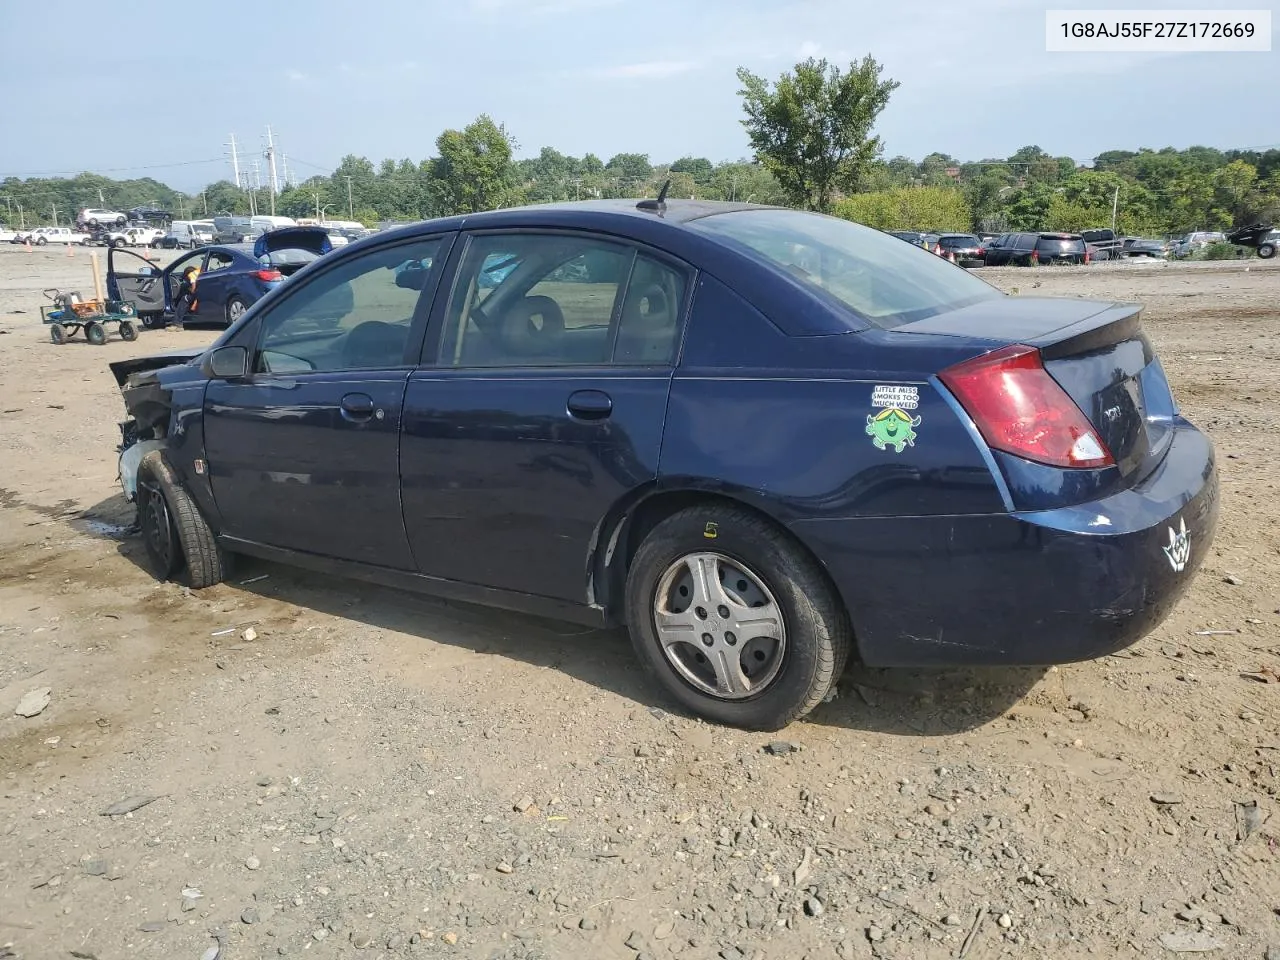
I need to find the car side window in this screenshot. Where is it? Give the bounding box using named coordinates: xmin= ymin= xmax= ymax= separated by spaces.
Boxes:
xmin=204 ymin=251 xmax=235 ymax=273
xmin=439 ymin=233 xmax=687 ymax=368
xmin=253 ymin=238 xmax=443 ymax=375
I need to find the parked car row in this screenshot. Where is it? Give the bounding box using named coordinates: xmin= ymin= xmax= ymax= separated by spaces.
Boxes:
xmin=883 ymin=226 xmax=1203 ymax=268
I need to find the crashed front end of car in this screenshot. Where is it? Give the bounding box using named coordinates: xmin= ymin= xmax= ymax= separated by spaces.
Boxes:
xmin=109 ymin=349 xmax=204 ymax=503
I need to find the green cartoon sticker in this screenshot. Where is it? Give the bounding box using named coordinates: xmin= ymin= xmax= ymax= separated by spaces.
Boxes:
xmin=866 ymin=407 xmax=921 ymax=452
xmin=866 ymin=385 xmax=922 ymax=453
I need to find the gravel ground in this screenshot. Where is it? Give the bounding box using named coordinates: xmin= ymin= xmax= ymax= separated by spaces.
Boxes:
xmin=1 ymin=246 xmax=1278 ymax=960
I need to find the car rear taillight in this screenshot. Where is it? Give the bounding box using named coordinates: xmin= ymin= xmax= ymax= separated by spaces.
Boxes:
xmin=255 ymin=268 xmax=283 ymax=282
xmin=976 ymin=246 xmax=986 ymax=257
xmin=939 ymin=344 xmax=1114 ymax=469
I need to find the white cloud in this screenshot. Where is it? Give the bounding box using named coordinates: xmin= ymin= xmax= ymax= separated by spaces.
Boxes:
xmin=285 ymin=69 xmax=308 ymax=82
xmin=585 ymin=59 xmax=701 ymax=79
xmin=467 ymin=0 xmax=621 ymax=16
xmin=798 ymin=40 xmax=821 ymax=58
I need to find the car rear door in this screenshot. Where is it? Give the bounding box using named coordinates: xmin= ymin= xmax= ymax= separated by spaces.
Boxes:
xmin=400 ymin=230 xmax=691 ymax=603
xmin=202 ymin=234 xmax=451 ymax=568
xmin=106 ymin=247 xmax=167 ymax=314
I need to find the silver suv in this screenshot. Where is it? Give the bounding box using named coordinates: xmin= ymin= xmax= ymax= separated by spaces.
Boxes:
xmin=78 ymin=208 xmax=127 ymax=228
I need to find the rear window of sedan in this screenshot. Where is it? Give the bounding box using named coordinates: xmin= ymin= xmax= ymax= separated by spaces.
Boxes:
xmin=689 ymin=209 xmax=1001 ymax=329
xmin=1036 ymin=235 xmax=1085 ymax=253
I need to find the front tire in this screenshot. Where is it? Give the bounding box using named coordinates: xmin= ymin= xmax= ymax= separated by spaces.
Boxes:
xmin=119 ymin=320 xmax=138 ymax=341
xmin=136 ymin=451 xmax=226 ymax=588
xmin=84 ymin=321 xmax=106 ymax=345
xmin=624 ymin=505 xmax=851 ymax=730
xmin=1259 ymin=242 xmax=1276 ymax=259
xmin=49 ymin=322 xmax=67 ymax=344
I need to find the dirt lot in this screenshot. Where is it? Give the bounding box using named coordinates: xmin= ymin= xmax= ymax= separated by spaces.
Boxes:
xmin=1 ymin=245 xmax=1278 ymax=960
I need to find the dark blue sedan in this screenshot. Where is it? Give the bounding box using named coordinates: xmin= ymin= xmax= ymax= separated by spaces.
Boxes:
xmin=106 ymin=227 xmax=334 ymax=328
xmin=108 ymin=197 xmax=1219 ymax=730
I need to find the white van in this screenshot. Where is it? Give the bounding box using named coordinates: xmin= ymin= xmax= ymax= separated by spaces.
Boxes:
xmin=250 ymin=215 xmax=297 ymax=233
xmin=164 ymin=220 xmax=215 ymax=249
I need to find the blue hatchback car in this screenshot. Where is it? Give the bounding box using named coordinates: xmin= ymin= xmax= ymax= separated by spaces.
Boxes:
xmin=108 ymin=198 xmax=1218 ymax=730
xmin=106 ymin=227 xmax=334 ymax=328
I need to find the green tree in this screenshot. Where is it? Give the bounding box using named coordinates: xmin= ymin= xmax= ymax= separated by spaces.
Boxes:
xmin=832 ymin=186 xmax=971 ymax=232
xmin=670 ymin=156 xmax=714 ymax=181
xmin=430 ymin=115 xmax=522 ymax=215
xmin=736 ymin=55 xmax=899 ymax=212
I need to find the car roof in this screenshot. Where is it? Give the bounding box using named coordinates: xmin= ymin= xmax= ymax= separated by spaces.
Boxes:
xmin=352 ymin=198 xmax=889 ymax=337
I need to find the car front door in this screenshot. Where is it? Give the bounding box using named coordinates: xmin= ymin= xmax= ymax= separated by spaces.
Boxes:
xmin=106 ymin=247 xmax=168 ymax=315
xmin=202 ymin=235 xmax=450 ymax=568
xmin=401 ymin=230 xmax=690 ymax=603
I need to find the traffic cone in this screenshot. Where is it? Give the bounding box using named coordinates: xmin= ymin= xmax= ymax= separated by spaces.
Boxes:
xmin=24 ymin=239 xmax=31 ymax=252
xmin=947 ymin=250 xmax=956 ymax=264
xmin=66 ymin=243 xmax=73 ymax=257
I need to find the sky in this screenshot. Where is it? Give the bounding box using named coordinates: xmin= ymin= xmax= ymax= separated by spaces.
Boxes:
xmin=1 ymin=0 xmax=1276 ymax=193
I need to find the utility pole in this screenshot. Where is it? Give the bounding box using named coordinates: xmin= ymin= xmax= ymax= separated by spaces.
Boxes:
xmin=51 ymin=202 xmax=57 ymax=225
xmin=201 ymin=191 xmax=207 ymax=216
xmin=315 ymin=192 xmax=321 ymax=219
xmin=227 ymin=132 xmax=242 ymax=188
xmin=249 ymin=159 xmax=261 ymax=216
xmin=97 ymin=187 xmax=105 ymax=205
xmin=345 ymin=176 xmax=353 ymax=219
xmin=264 ymin=126 xmax=279 ymax=202
xmin=1110 ymin=184 xmax=1120 ymax=233
xmin=281 ymin=154 xmax=290 ymax=190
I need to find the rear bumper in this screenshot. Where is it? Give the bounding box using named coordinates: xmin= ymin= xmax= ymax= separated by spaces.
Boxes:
xmin=789 ymin=423 xmax=1218 ymax=666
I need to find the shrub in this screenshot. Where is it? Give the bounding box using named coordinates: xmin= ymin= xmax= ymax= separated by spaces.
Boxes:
xmin=1202 ymin=242 xmax=1247 ymax=260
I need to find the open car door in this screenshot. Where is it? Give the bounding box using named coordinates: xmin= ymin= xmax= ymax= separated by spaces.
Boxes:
xmin=106 ymin=247 xmax=167 ymax=321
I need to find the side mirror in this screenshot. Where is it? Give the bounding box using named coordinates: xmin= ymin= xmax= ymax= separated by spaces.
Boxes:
xmin=203 ymin=345 xmax=248 ymax=380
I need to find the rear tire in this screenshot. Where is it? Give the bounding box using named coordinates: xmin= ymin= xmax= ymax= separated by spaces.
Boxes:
xmin=225 ymin=296 xmax=247 ymax=325
xmin=119 ymin=320 xmax=138 ymax=341
xmin=136 ymin=451 xmax=227 ymax=589
xmin=84 ymin=321 xmax=106 ymax=345
xmin=624 ymin=504 xmax=851 ymax=730
xmin=49 ymin=322 xmax=67 ymax=344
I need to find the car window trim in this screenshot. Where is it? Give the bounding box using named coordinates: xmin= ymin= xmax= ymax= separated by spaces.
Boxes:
xmin=419 ymin=226 xmax=696 ymax=372
xmin=244 ymin=232 xmax=457 ymax=380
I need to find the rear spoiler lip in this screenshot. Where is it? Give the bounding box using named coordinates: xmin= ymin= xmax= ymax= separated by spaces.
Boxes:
xmin=1032 ymin=303 xmax=1145 ymax=360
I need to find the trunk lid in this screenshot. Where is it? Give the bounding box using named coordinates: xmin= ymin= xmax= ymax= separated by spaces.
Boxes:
xmin=899 ymin=296 xmax=1177 ymax=479
xmin=253 ymin=226 xmax=333 ymax=260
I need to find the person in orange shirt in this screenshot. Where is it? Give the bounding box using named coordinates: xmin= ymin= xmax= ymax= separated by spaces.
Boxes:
xmin=174 ymin=264 xmax=200 ymax=323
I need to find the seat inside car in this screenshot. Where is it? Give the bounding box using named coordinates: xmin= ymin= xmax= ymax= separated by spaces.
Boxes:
xmin=614 ymin=282 xmax=675 ymax=364
xmin=342 ymin=319 xmax=409 ymax=368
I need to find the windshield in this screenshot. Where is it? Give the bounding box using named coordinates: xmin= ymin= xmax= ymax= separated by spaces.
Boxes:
xmin=689 ymin=208 xmax=1001 ymax=329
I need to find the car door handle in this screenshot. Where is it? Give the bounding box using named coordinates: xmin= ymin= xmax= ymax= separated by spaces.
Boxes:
xmin=567 ymin=389 xmax=612 ymax=421
xmin=340 ymin=392 xmax=376 ymax=421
